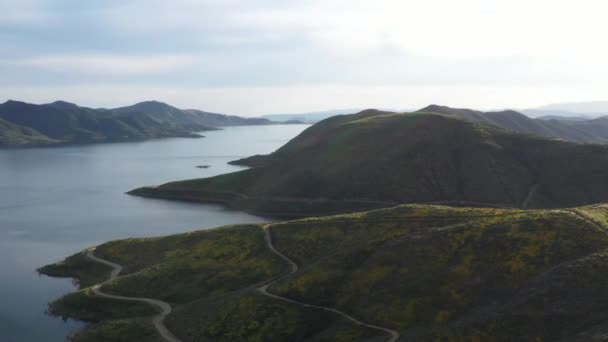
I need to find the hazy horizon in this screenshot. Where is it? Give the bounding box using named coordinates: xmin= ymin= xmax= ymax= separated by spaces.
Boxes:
xmin=3 ymin=1 xmax=608 ymax=116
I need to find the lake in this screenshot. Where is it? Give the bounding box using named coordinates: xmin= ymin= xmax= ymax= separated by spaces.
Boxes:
xmin=0 ymin=124 xmax=309 ymax=342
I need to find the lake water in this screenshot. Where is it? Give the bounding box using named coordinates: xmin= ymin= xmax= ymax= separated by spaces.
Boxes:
xmin=0 ymin=124 xmax=309 ymax=342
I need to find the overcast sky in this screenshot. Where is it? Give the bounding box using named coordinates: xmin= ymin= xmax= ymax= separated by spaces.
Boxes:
xmin=2 ymin=0 xmax=608 ymax=115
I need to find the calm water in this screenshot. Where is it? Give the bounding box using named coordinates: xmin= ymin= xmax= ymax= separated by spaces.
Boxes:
xmin=0 ymin=124 xmax=309 ymax=342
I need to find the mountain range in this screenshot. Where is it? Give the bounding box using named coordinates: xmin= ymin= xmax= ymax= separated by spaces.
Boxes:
xmin=0 ymin=100 xmax=283 ymax=147
xmin=419 ymin=105 xmax=608 ymax=144
xmin=130 ymin=107 xmax=608 ymax=216
xmin=261 ymin=102 xmax=608 ymax=124
xmin=524 ymin=101 xmax=608 ymax=117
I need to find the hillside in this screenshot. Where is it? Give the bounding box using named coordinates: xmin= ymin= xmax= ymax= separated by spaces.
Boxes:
xmin=0 ymin=117 xmax=57 ymax=147
xmin=0 ymin=100 xmax=281 ymax=147
xmin=419 ymin=104 xmax=608 ymax=144
xmin=0 ymin=100 xmax=206 ymax=147
xmin=115 ymin=101 xmax=280 ymax=128
xmin=130 ymin=110 xmax=608 ymax=216
xmin=184 ymin=109 xmax=274 ymax=126
xmin=40 ymin=204 xmax=608 ymax=341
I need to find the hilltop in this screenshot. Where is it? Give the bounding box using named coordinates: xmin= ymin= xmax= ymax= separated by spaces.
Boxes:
xmin=130 ymin=110 xmax=608 ymax=216
xmin=420 ymin=104 xmax=608 ymax=144
xmin=40 ymin=204 xmax=608 ymax=341
xmin=0 ymin=100 xmax=283 ymax=148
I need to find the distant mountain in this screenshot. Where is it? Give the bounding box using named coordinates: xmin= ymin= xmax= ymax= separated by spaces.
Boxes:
xmin=0 ymin=100 xmax=283 ymax=148
xmin=520 ymin=109 xmax=598 ymax=119
xmin=0 ymin=100 xmax=205 ymax=147
xmin=0 ymin=117 xmax=56 ymax=146
xmin=183 ymin=109 xmax=274 ymax=127
xmin=536 ymin=115 xmax=589 ymax=122
xmin=532 ymin=101 xmax=608 ymax=114
xmin=419 ymin=104 xmax=608 ymax=144
xmin=116 ymin=101 xmax=289 ymax=128
xmin=262 ymin=109 xmax=363 ymax=123
xmin=131 ymin=109 xmax=608 ymax=216
xmin=113 ymin=101 xmax=217 ymax=131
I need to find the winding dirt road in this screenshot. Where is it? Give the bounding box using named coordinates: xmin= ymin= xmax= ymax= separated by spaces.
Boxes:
xmin=86 ymin=248 xmax=182 ymax=342
xmin=257 ymin=225 xmax=400 ymax=342
xmin=563 ymin=207 xmax=608 ymax=233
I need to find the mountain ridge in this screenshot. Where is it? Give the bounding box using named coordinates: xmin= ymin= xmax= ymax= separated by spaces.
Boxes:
xmin=130 ymin=109 xmax=608 ymax=216
xmin=418 ymin=104 xmax=608 ymax=144
xmin=0 ymin=100 xmax=289 ymax=147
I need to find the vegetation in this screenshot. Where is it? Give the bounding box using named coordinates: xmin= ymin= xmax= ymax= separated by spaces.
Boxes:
xmin=0 ymin=117 xmax=56 ymax=146
xmin=0 ymin=100 xmax=281 ymax=147
xmin=166 ymin=292 xmax=381 ymax=341
xmin=38 ymin=251 xmax=111 ymax=289
xmin=419 ymin=104 xmax=608 ymax=144
xmin=42 ymin=204 xmax=608 ymax=341
xmin=0 ymin=100 xmax=207 ymax=147
xmin=131 ymin=110 xmax=608 ymax=214
xmin=49 ymin=288 xmax=157 ymax=322
xmin=269 ymin=205 xmax=608 ymax=341
xmin=70 ymin=319 xmax=164 ymax=342
xmin=92 ymin=225 xmax=284 ymax=304
xmin=114 ymin=101 xmax=274 ymax=129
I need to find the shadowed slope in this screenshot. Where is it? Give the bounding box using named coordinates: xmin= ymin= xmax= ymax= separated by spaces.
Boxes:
xmin=419 ymin=104 xmax=608 ymax=144
xmin=0 ymin=100 xmax=204 ymax=146
xmin=131 ymin=110 xmax=608 ymax=215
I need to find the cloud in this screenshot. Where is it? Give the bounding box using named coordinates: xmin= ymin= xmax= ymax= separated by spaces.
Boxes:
xmin=0 ymin=0 xmax=53 ymax=25
xmin=14 ymin=54 xmax=197 ymax=74
xmin=3 ymin=0 xmax=608 ymax=111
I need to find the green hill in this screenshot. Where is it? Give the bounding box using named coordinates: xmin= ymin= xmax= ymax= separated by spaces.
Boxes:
xmin=40 ymin=204 xmax=608 ymax=341
xmin=0 ymin=100 xmax=206 ymax=146
xmin=0 ymin=117 xmax=56 ymax=147
xmin=0 ymin=100 xmax=283 ymax=148
xmin=420 ymin=104 xmax=608 ymax=144
xmin=115 ymin=101 xmax=276 ymax=128
xmin=130 ymin=110 xmax=608 ymax=216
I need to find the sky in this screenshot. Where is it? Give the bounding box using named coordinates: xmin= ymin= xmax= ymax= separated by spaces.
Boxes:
xmin=2 ymin=0 xmax=608 ymax=115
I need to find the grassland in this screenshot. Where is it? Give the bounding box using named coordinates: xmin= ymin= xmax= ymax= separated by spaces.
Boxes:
xmin=69 ymin=319 xmax=164 ymax=342
xmin=38 ymin=251 xmax=112 ymax=289
xmin=41 ymin=204 xmax=608 ymax=341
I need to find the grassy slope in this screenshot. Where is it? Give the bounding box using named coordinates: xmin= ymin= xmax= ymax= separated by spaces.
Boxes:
xmin=270 ymin=205 xmax=608 ymax=341
xmin=167 ymin=292 xmax=381 ymax=342
xmin=42 ymin=204 xmax=608 ymax=341
xmin=131 ymin=111 xmax=608 ymax=215
xmin=49 ymin=288 xmax=157 ymax=322
xmin=38 ymin=251 xmax=111 ymax=289
xmin=419 ymin=104 xmax=608 ymax=144
xmin=93 ymin=225 xmax=283 ymax=303
xmin=70 ymin=319 xmax=164 ymax=342
xmin=42 ymin=223 xmax=380 ymax=341
xmin=0 ymin=100 xmax=204 ymax=147
xmin=0 ymin=117 xmax=57 ymax=146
